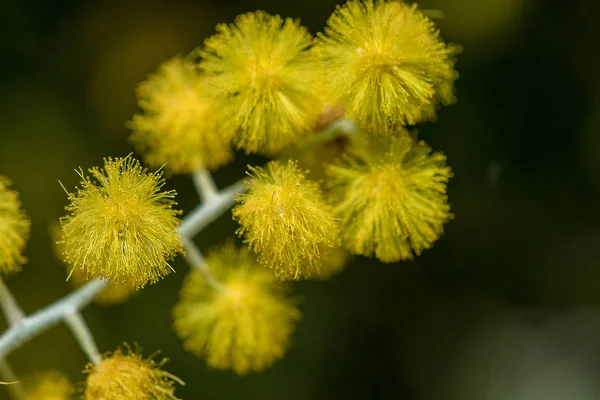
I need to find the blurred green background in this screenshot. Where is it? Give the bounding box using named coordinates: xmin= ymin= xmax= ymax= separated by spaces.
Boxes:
xmin=1 ymin=0 xmax=600 ymax=399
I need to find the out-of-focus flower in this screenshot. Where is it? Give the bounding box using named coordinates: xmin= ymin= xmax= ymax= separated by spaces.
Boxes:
xmin=129 ymin=56 xmax=233 ymax=174
xmin=0 ymin=175 xmax=30 ymax=276
xmin=314 ymin=0 xmax=459 ymax=132
xmin=24 ymin=370 xmax=73 ymax=400
xmin=326 ymin=133 xmax=452 ymax=262
xmin=83 ymin=345 xmax=182 ymax=400
xmin=173 ymin=243 xmax=300 ymax=375
xmin=199 ymin=11 xmax=325 ymax=154
xmin=59 ymin=156 xmax=183 ymax=288
xmin=233 ymin=161 xmax=338 ymax=280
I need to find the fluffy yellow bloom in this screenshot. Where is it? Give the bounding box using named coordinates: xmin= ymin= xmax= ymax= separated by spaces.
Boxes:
xmin=199 ymin=11 xmax=325 ymax=154
xmin=59 ymin=156 xmax=183 ymax=288
xmin=0 ymin=175 xmax=30 ymax=275
xmin=129 ymin=56 xmax=233 ymax=174
xmin=51 ymin=223 xmax=138 ymax=305
xmin=24 ymin=371 xmax=73 ymax=400
xmin=172 ymin=243 xmax=300 ymax=375
xmin=314 ymin=0 xmax=459 ymax=132
xmin=326 ymin=133 xmax=452 ymax=262
xmin=232 ymin=161 xmax=338 ymax=280
xmin=84 ymin=345 xmax=182 ymax=400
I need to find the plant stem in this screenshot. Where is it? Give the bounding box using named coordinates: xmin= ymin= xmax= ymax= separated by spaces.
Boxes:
xmin=193 ymin=168 xmax=219 ymax=202
xmin=178 ymin=179 xmax=247 ymax=238
xmin=64 ymin=310 xmax=102 ymax=365
xmin=0 ymin=279 xmax=106 ymax=360
xmin=0 ymin=280 xmax=24 ymax=327
xmin=279 ymin=118 xmax=357 ymax=161
xmin=181 ymin=237 xmax=223 ymax=291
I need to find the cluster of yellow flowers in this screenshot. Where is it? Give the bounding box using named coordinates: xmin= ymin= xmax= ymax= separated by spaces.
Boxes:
xmin=0 ymin=0 xmax=459 ymax=396
xmin=23 ymin=345 xmax=181 ymax=400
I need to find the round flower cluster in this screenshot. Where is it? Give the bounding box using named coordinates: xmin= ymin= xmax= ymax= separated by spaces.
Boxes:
xmin=39 ymin=0 xmax=459 ymax=381
xmin=173 ymin=243 xmax=300 ymax=374
xmin=83 ymin=345 xmax=182 ymax=400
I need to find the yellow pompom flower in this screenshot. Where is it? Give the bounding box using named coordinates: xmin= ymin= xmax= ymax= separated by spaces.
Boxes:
xmin=0 ymin=175 xmax=30 ymax=275
xmin=314 ymin=0 xmax=459 ymax=132
xmin=173 ymin=243 xmax=300 ymax=375
xmin=51 ymin=223 xmax=138 ymax=305
xmin=59 ymin=156 xmax=183 ymax=288
xmin=24 ymin=371 xmax=73 ymax=400
xmin=129 ymin=56 xmax=233 ymax=174
xmin=199 ymin=11 xmax=325 ymax=154
xmin=326 ymin=133 xmax=452 ymax=262
xmin=232 ymin=161 xmax=338 ymax=280
xmin=83 ymin=345 xmax=182 ymax=400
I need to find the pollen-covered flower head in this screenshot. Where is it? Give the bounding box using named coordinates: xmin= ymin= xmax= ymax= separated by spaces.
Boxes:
xmin=314 ymin=0 xmax=459 ymax=132
xmin=232 ymin=161 xmax=339 ymax=280
xmin=326 ymin=132 xmax=452 ymax=262
xmin=24 ymin=370 xmax=73 ymax=400
xmin=59 ymin=156 xmax=183 ymax=288
xmin=129 ymin=56 xmax=233 ymax=174
xmin=173 ymin=243 xmax=301 ymax=375
xmin=51 ymin=223 xmax=138 ymax=305
xmin=83 ymin=345 xmax=182 ymax=400
xmin=0 ymin=175 xmax=30 ymax=275
xmin=198 ymin=11 xmax=325 ymax=154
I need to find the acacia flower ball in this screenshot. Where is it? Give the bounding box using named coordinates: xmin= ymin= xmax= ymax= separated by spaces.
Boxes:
xmin=326 ymin=134 xmax=452 ymax=262
xmin=173 ymin=243 xmax=301 ymax=375
xmin=24 ymin=370 xmax=73 ymax=400
xmin=315 ymin=0 xmax=460 ymax=132
xmin=84 ymin=345 xmax=182 ymax=400
xmin=0 ymin=175 xmax=30 ymax=275
xmin=129 ymin=56 xmax=233 ymax=174
xmin=199 ymin=11 xmax=325 ymax=154
xmin=59 ymin=156 xmax=183 ymax=288
xmin=232 ymin=161 xmax=339 ymax=280
xmin=51 ymin=223 xmax=138 ymax=305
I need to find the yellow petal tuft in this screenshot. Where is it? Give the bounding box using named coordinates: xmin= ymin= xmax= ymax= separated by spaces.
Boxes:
xmin=83 ymin=345 xmax=182 ymax=400
xmin=173 ymin=243 xmax=301 ymax=375
xmin=0 ymin=175 xmax=30 ymax=276
xmin=129 ymin=56 xmax=234 ymax=174
xmin=326 ymin=133 xmax=453 ymax=262
xmin=314 ymin=0 xmax=459 ymax=132
xmin=59 ymin=156 xmax=183 ymax=288
xmin=199 ymin=11 xmax=325 ymax=154
xmin=232 ymin=161 xmax=339 ymax=280
xmin=24 ymin=370 xmax=73 ymax=400
xmin=51 ymin=223 xmax=138 ymax=305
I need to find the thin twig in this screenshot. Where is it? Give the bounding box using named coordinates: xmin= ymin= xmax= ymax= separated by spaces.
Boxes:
xmin=0 ymin=359 xmax=24 ymax=400
xmin=64 ymin=310 xmax=102 ymax=365
xmin=193 ymin=168 xmax=219 ymax=202
xmin=181 ymin=237 xmax=223 ymax=291
xmin=178 ymin=179 xmax=247 ymax=238
xmin=0 ymin=280 xmax=24 ymax=327
xmin=0 ymin=279 xmax=106 ymax=360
